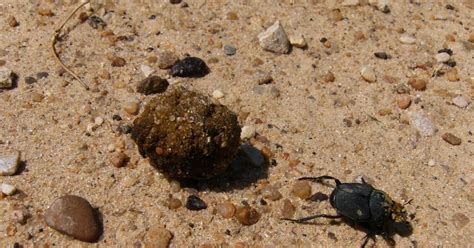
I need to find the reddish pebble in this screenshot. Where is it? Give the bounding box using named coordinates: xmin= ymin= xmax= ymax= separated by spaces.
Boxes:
xmin=111 ymin=56 xmax=126 ymax=67
xmin=281 ymin=199 xmax=295 ymax=219
xmin=408 ymin=78 xmax=427 ymax=91
xmin=235 ymin=205 xmax=260 ymax=225
xmin=110 ymin=152 xmax=129 ymax=167
xmin=396 ymin=95 xmax=411 ymax=109
xmin=442 ymin=133 xmax=461 ymax=146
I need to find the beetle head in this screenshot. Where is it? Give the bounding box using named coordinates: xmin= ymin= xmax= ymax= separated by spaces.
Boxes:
xmin=391 ymin=201 xmax=408 ymax=222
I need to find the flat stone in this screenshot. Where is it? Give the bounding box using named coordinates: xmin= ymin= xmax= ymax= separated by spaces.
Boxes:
xmin=44 ymin=195 xmax=102 ymax=242
xmin=0 ymin=151 xmax=20 ymax=176
xmin=452 ymin=96 xmax=469 ymax=108
xmin=399 ymin=35 xmax=416 ymax=44
xmin=258 ymin=21 xmax=291 ymax=54
xmin=410 ymin=112 xmax=438 ymax=136
xmin=341 ymin=0 xmax=360 ymax=6
xmin=255 ymin=70 xmax=273 ymax=85
xmin=212 ymin=89 xmax=224 ymax=99
xmin=442 ymin=133 xmax=462 ymax=145
xmin=0 ymin=67 xmax=13 ymax=89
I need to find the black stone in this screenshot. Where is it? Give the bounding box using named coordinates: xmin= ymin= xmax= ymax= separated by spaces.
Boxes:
xmin=374 ymin=52 xmax=389 ymax=60
xmin=112 ymin=114 xmax=122 ymax=121
xmin=136 ymin=75 xmax=169 ymax=95
xmin=170 ymin=57 xmax=209 ymax=78
xmin=185 ymin=195 xmax=207 ymax=211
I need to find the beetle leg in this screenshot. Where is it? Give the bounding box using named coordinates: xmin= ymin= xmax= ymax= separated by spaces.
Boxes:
xmin=360 ymin=233 xmax=376 ymax=248
xmin=298 ymin=175 xmax=342 ymax=186
xmin=284 ymin=214 xmax=342 ymax=223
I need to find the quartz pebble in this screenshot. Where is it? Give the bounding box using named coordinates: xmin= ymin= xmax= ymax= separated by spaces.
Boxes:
xmin=137 ymin=75 xmax=169 ymax=95
xmin=212 ymin=89 xmax=224 ymax=99
xmin=140 ymin=64 xmax=155 ymax=77
xmin=452 ymin=96 xmax=469 ymax=108
xmin=399 ymin=35 xmax=416 ymax=44
xmin=241 ymin=144 xmax=264 ymax=167
xmin=235 ymin=205 xmax=260 ymax=225
xmin=261 ymin=186 xmax=282 ymax=201
xmin=186 ymin=195 xmax=207 ymax=211
xmin=442 ymin=133 xmax=461 ymax=145
xmin=280 ymin=199 xmax=295 ymax=219
xmin=44 ymin=195 xmax=102 ymax=242
xmin=289 ymin=34 xmax=307 ymax=49
xmin=258 ymin=21 xmax=291 ymax=54
xmin=361 ymin=66 xmax=377 ymax=82
xmin=396 ymin=95 xmax=411 ymax=109
xmin=0 ymin=67 xmax=14 ymax=89
xmin=410 ymin=112 xmax=438 ymax=136
xmin=0 ymin=151 xmax=20 ymax=176
xmin=241 ymin=126 xmax=256 ymax=139
xmin=1 ymin=183 xmax=16 ymax=195
xmin=435 ymin=52 xmax=450 ymax=63
xmin=291 ymin=180 xmax=312 ymax=199
xmin=369 ymin=0 xmax=390 ymax=12
xmin=215 ymin=202 xmax=236 ymax=218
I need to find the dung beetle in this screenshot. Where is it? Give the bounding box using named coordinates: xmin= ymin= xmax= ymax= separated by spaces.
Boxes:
xmin=285 ymin=175 xmax=409 ymax=248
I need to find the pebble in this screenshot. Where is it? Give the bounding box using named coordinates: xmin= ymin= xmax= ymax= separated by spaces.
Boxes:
xmin=87 ymin=16 xmax=106 ymax=29
xmin=186 ymin=195 xmax=207 ymax=211
xmin=0 ymin=151 xmax=20 ymax=176
xmin=158 ymin=51 xmax=179 ymax=69
xmin=360 ymin=66 xmax=377 ymax=82
xmin=7 ymin=16 xmax=19 ymax=27
xmin=235 ymin=205 xmax=260 ymax=225
xmin=140 ymin=64 xmax=155 ymax=77
xmin=291 ymin=180 xmax=312 ymax=199
xmin=44 ymin=195 xmax=102 ymax=242
xmin=137 ymin=75 xmax=169 ymax=95
xmin=144 ymin=225 xmax=173 ymax=248
xmin=166 ymin=197 xmax=182 ymax=209
xmin=223 ymin=45 xmax=237 ymax=56
xmin=408 ymin=78 xmax=427 ymax=91
xmin=110 ymin=152 xmax=129 ymax=167
xmin=451 ymin=213 xmax=470 ymax=229
xmin=280 ymin=199 xmax=295 ymax=219
xmin=435 ymin=52 xmax=450 ymax=63
xmin=215 ymin=202 xmax=236 ymax=218
xmin=31 ymin=92 xmax=45 ymax=102
xmin=261 ymin=186 xmax=282 ymax=201
xmin=37 ymin=71 xmax=49 ymax=79
xmin=410 ymin=112 xmax=438 ymax=136
xmin=289 ymin=34 xmax=307 ymax=49
xmin=446 ymin=68 xmax=459 ymax=81
xmin=374 ymin=52 xmax=389 ymax=60
xmin=0 ymin=67 xmax=14 ymax=89
xmin=212 ymin=89 xmax=224 ymax=99
xmin=322 ymin=71 xmax=336 ymax=83
xmin=341 ymin=0 xmax=360 ymax=6
xmin=396 ymin=95 xmax=411 ymax=109
xmin=369 ymin=0 xmax=390 ymax=13
xmin=427 ymin=159 xmax=436 ymax=166
xmin=395 ymin=83 xmax=410 ymax=94
xmin=442 ymin=133 xmax=462 ymax=146
xmin=241 ymin=126 xmax=256 ymax=139
xmin=111 ymin=56 xmax=126 ymax=67
xmin=399 ymin=35 xmax=416 ymax=44
xmin=255 ymin=70 xmax=273 ymax=85
xmin=1 ymin=183 xmax=16 ymax=196
xmin=452 ymin=96 xmax=469 ymax=108
xmin=258 ymin=21 xmax=291 ymax=54
xmin=241 ymin=144 xmax=264 ymax=167
xmin=25 ymin=76 xmax=37 ymax=85
xmin=123 ymin=101 xmax=140 ymax=115
xmin=170 ymin=57 xmax=209 ymax=77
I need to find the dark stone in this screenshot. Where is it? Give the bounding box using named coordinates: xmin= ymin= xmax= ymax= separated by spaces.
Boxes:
xmin=25 ymin=76 xmax=37 ymax=85
xmin=185 ymin=195 xmax=207 ymax=210
xmin=374 ymin=52 xmax=390 ymax=60
xmin=87 ymin=16 xmax=106 ymax=29
xmin=170 ymin=0 xmax=182 ymax=4
xmin=446 ymin=60 xmax=456 ymax=67
xmin=36 ymin=72 xmax=49 ymax=79
xmin=136 ymin=75 xmax=169 ymax=95
xmin=320 ymin=37 xmax=327 ymax=43
xmin=170 ymin=57 xmax=209 ymax=78
xmin=112 ymin=114 xmax=122 ymax=121
xmin=437 ymin=48 xmax=453 ymax=56
xmin=223 ymin=45 xmax=237 ymax=56
xmin=445 ymin=4 xmax=455 ymax=10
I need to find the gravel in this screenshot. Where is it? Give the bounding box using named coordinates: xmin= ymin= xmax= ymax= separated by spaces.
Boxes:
xmin=258 ymin=21 xmax=291 ymax=54
xmin=0 ymin=151 xmax=20 ymax=176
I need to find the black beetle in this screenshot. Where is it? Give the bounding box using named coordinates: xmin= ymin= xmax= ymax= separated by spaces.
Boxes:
xmin=285 ymin=175 xmax=409 ymax=247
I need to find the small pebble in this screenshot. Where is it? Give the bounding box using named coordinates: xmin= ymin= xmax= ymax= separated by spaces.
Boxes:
xmin=31 ymin=92 xmax=44 ymax=102
xmin=399 ymin=35 xmax=416 ymax=44
xmin=261 ymin=186 xmax=282 ymax=201
xmin=186 ymin=195 xmax=207 ymax=211
xmin=291 ymin=180 xmax=312 ymax=199
xmin=36 ymin=71 xmax=49 ymax=79
xmin=446 ymin=68 xmax=459 ymax=81
xmin=215 ymin=202 xmax=236 ymax=218
xmin=258 ymin=21 xmax=291 ymax=54
xmin=280 ymin=199 xmax=295 ymax=219
xmin=98 ymin=69 xmax=110 ymax=80
xmin=12 ymin=208 xmax=29 ymax=225
xmin=452 ymin=96 xmax=469 ymax=108
xmin=7 ymin=16 xmax=19 ymax=27
xmin=87 ymin=16 xmax=106 ymax=29
xmin=395 ymin=83 xmax=410 ymax=94
xmin=144 ymin=226 xmax=173 ymax=248
xmin=255 ymin=70 xmax=273 ymax=85
xmin=452 ymin=213 xmax=469 ymax=229
xmin=374 ymin=52 xmax=389 ymax=60
xmin=0 ymin=66 xmax=14 ymax=89
xmin=158 ymin=51 xmax=179 ymax=69
xmin=140 ymin=64 xmax=155 ymax=77
xmin=427 ymin=159 xmax=436 ymax=166
xmin=44 ymin=195 xmax=102 ymax=242
xmin=322 ymin=71 xmax=335 ymax=83
xmin=1 ymin=183 xmax=16 ymax=196
xmin=170 ymin=57 xmax=209 ymax=77
xmin=235 ymin=205 xmax=260 ymax=225
xmin=0 ymin=151 xmax=20 ymax=176
xmin=110 ymin=152 xmax=129 ymax=167
xmin=442 ymin=133 xmax=461 ymax=146
xmin=435 ymin=52 xmax=450 ymax=63
xmin=137 ymin=75 xmax=169 ymax=95
xmin=223 ymin=45 xmax=237 ymax=56
xmin=289 ymin=34 xmax=307 ymax=49
xmin=123 ymin=101 xmax=140 ymax=115
xmin=241 ymin=144 xmax=264 ymax=167
xmin=408 ymin=78 xmax=427 ymax=91
xmin=111 ymin=56 xmax=126 ymax=67
xmin=396 ymin=95 xmax=411 ymax=109
xmin=410 ymin=112 xmax=438 ymax=136
xmin=94 ymin=116 xmax=104 ymax=126
xmin=241 ymin=126 xmax=256 ymax=139
xmin=166 ymin=197 xmax=182 ymax=209
xmin=212 ymin=89 xmax=225 ymax=99
xmin=25 ymin=76 xmax=37 ymax=85
xmin=361 ymin=66 xmax=377 ymax=82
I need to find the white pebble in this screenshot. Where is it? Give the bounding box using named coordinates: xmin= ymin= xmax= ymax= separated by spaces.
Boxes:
xmin=452 ymin=96 xmax=469 ymax=108
xmin=428 ymin=159 xmax=436 ymax=166
xmin=435 ymin=52 xmax=450 ymax=63
xmin=289 ymin=34 xmax=307 ymax=48
xmin=361 ymin=66 xmax=377 ymax=82
xmin=241 ymin=125 xmax=256 ymax=139
xmin=140 ymin=64 xmax=155 ymax=78
xmin=341 ymin=0 xmax=360 ymax=6
xmin=212 ymin=90 xmax=224 ymax=99
xmin=399 ymin=35 xmax=416 ymax=44
xmin=0 ymin=151 xmax=20 ymax=176
xmin=94 ymin=116 xmax=104 ymax=126
xmin=258 ymin=21 xmax=291 ymax=54
xmin=1 ymin=183 xmax=16 ymax=196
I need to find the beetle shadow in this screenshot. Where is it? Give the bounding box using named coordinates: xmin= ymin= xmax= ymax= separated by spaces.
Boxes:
xmin=346 ymin=220 xmax=414 ymax=247
xmin=176 ymin=143 xmax=269 ymax=192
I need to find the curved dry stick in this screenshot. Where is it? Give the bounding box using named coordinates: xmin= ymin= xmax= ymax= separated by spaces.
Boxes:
xmin=51 ymin=0 xmax=91 ymax=90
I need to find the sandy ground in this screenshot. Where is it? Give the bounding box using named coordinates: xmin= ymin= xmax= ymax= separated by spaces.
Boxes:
xmin=1 ymin=0 xmax=473 ymax=247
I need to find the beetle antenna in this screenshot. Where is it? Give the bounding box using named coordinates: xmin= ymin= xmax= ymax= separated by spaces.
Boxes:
xmin=403 ymin=199 xmax=413 ymax=206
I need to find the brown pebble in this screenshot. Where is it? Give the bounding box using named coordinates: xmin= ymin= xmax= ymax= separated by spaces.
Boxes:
xmin=280 ymin=199 xmax=295 ymax=219
xmin=158 ymin=51 xmax=179 ymax=69
xmin=31 ymin=92 xmax=45 ymax=102
xmin=226 ymin=12 xmax=239 ymax=20
xmin=442 ymin=133 xmax=461 ymax=145
xmin=215 ymin=202 xmax=236 ymax=218
xmin=261 ymin=186 xmax=282 ymax=201
xmin=446 ymin=68 xmax=459 ymax=81
xmin=408 ymin=78 xmax=427 ymax=91
xmin=44 ymin=195 xmax=101 ymax=242
xmin=260 ymin=146 xmax=274 ymax=160
xmin=111 ymin=56 xmax=126 ymax=67
xmin=98 ymin=70 xmax=111 ymax=80
xmin=144 ymin=225 xmax=173 ymax=248
xmin=110 ymin=152 xmax=129 ymax=167
xmin=7 ymin=16 xmax=19 ymax=27
xmin=452 ymin=213 xmax=469 ymax=229
xmin=288 ymin=159 xmax=300 ymax=168
xmin=396 ymin=95 xmax=411 ymax=109
xmin=37 ymin=9 xmax=55 ymax=17
xmin=468 ymin=34 xmax=474 ymax=43
xmin=291 ymin=180 xmax=312 ymax=199
xmin=255 ymin=70 xmax=273 ymax=85
xmin=0 ymin=60 xmax=5 ymax=66
xmin=148 ymin=55 xmax=158 ymax=64
xmin=322 ymin=71 xmax=335 ymax=83
xmin=123 ymin=101 xmax=140 ymax=115
xmin=235 ymin=205 xmax=260 ymax=225
xmin=166 ymin=197 xmax=182 ymax=209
